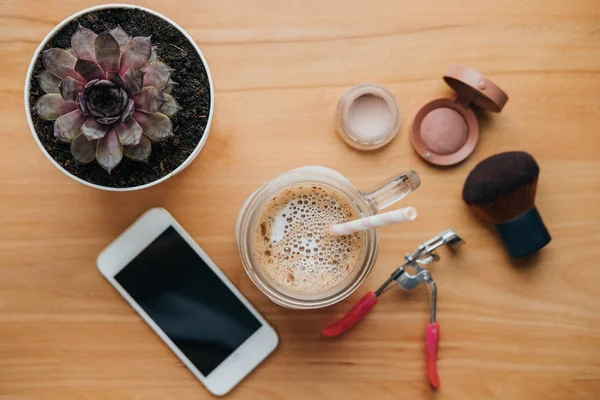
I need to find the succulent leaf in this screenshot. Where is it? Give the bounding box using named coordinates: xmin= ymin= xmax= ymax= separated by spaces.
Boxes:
xmin=106 ymin=71 xmax=126 ymax=89
xmin=96 ymin=128 xmax=123 ymax=173
xmin=37 ymin=71 xmax=61 ymax=94
xmin=75 ymin=59 xmax=105 ymax=82
xmin=121 ymin=99 xmax=135 ymax=121
xmin=71 ymin=25 xmax=97 ymax=61
xmin=159 ymin=94 xmax=181 ymax=117
xmin=35 ymin=94 xmax=77 ymax=120
xmin=133 ymin=111 xmax=172 ymax=141
xmin=81 ymin=117 xmax=108 ymax=140
xmin=115 ymin=117 xmax=143 ymax=146
xmin=124 ymin=135 xmax=151 ymax=162
xmin=76 ymin=94 xmax=89 ymax=116
xmin=84 ymin=79 xmax=99 ymax=88
xmin=54 ymin=110 xmax=85 ymax=143
xmin=162 ymin=79 xmax=177 ymax=95
xmin=59 ymin=76 xmax=84 ymax=102
xmin=142 ymin=61 xmax=172 ymax=89
xmin=119 ymin=36 xmax=152 ymax=75
xmin=71 ymin=134 xmax=96 ymax=163
xmin=149 ymin=46 xmax=158 ymax=63
xmin=109 ymin=25 xmax=130 ymax=49
xmin=42 ymin=49 xmax=82 ymax=81
xmin=95 ymin=31 xmax=121 ymax=73
xmin=86 ymin=100 xmax=102 ymax=117
xmin=122 ymin=68 xmax=144 ymax=95
xmin=97 ymin=116 xmax=121 ymax=125
xmin=133 ymin=86 xmax=166 ymax=114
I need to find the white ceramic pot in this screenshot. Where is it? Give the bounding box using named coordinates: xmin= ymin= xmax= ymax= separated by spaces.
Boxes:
xmin=24 ymin=4 xmax=214 ymax=192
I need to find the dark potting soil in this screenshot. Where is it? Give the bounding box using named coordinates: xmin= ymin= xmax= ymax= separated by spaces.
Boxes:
xmin=28 ymin=8 xmax=211 ymax=188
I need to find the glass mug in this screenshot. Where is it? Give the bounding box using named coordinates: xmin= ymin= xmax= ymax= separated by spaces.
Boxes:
xmin=236 ymin=166 xmax=420 ymax=309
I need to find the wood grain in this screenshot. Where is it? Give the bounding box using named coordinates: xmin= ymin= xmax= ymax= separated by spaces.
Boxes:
xmin=1 ymin=0 xmax=600 ymax=398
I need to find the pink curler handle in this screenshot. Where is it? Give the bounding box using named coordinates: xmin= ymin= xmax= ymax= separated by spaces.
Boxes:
xmin=322 ymin=292 xmax=378 ymax=337
xmin=426 ymin=322 xmax=440 ymax=389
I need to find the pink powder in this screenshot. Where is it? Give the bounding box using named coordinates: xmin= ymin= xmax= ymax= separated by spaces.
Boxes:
xmin=420 ymin=107 xmax=467 ymax=155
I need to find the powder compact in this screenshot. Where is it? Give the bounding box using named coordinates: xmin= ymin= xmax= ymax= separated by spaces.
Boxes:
xmin=336 ymin=83 xmax=401 ymax=151
xmin=411 ymin=64 xmax=508 ymax=166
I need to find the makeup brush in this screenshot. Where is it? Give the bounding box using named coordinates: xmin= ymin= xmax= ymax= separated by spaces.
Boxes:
xmin=462 ymin=151 xmax=551 ymax=258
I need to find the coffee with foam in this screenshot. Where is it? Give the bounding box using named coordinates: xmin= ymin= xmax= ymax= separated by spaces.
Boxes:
xmin=253 ymin=185 xmax=364 ymax=295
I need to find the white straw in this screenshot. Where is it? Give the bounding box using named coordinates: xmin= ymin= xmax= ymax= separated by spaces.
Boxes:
xmin=329 ymin=207 xmax=417 ymax=236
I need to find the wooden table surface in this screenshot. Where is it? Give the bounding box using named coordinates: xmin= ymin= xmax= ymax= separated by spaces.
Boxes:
xmin=2 ymin=1 xmax=600 ymax=399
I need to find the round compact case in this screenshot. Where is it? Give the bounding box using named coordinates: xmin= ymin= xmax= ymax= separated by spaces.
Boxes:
xmin=411 ymin=64 xmax=508 ymax=166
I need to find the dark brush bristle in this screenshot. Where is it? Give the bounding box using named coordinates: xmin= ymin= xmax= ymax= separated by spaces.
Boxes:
xmin=462 ymin=151 xmax=540 ymax=224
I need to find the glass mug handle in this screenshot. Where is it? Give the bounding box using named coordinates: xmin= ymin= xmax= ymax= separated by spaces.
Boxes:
xmin=361 ymin=170 xmax=421 ymax=213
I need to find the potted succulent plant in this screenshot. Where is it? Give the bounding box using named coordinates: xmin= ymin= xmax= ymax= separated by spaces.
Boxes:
xmin=25 ymin=5 xmax=213 ymax=191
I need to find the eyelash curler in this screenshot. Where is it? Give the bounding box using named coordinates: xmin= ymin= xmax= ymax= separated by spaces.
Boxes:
xmin=322 ymin=229 xmax=464 ymax=389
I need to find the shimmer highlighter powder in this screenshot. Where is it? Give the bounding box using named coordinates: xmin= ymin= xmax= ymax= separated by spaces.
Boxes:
xmin=411 ymin=64 xmax=509 ymax=166
xmin=336 ymin=83 xmax=401 ymax=151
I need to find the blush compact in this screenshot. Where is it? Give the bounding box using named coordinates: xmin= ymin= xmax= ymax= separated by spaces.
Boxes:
xmin=411 ymin=64 xmax=508 ymax=166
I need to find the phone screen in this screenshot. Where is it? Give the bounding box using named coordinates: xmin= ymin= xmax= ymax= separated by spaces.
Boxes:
xmin=115 ymin=226 xmax=262 ymax=376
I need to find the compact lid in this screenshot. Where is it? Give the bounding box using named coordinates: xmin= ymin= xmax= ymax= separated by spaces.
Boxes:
xmin=443 ymin=64 xmax=508 ymax=112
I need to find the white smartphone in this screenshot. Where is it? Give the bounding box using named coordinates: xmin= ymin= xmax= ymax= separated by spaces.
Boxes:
xmin=97 ymin=207 xmax=278 ymax=396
